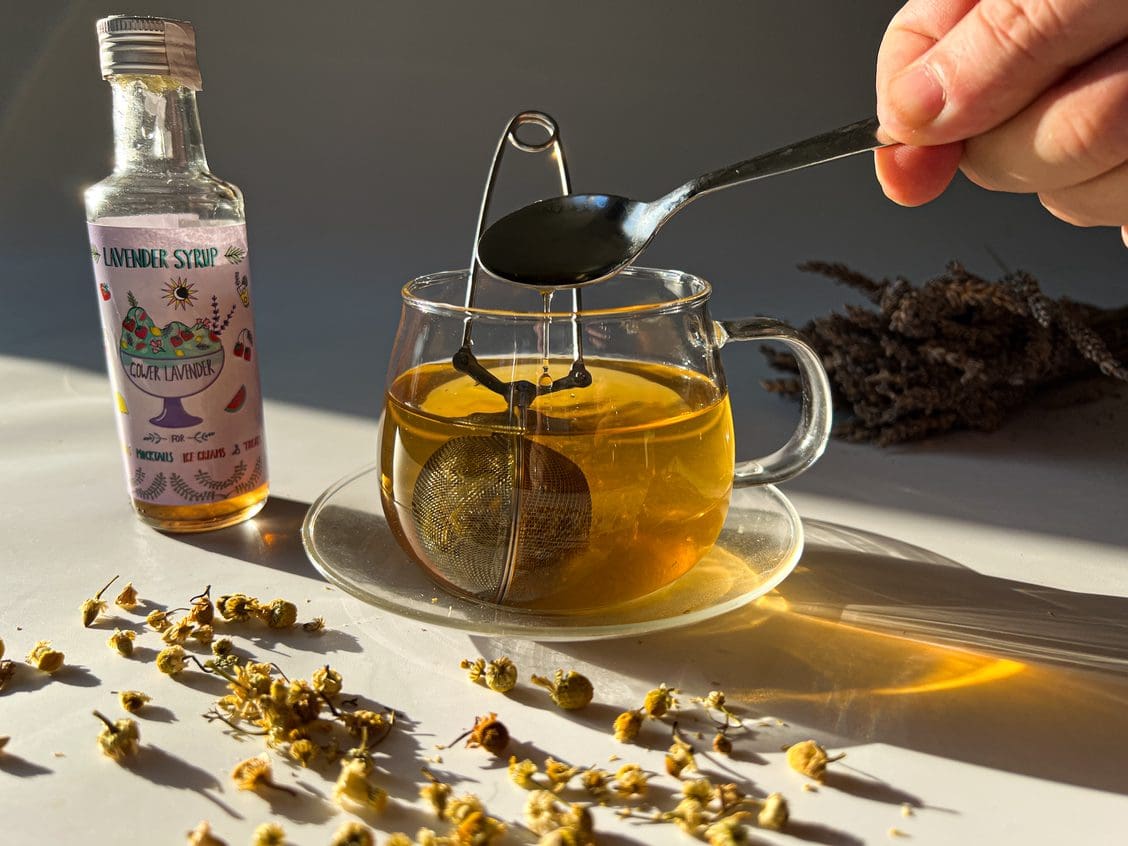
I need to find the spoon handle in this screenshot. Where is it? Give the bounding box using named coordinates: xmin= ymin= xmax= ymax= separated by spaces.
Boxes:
xmin=676 ymin=116 xmax=889 ymax=206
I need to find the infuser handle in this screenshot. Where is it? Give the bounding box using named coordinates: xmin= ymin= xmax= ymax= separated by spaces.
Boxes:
xmin=714 ymin=318 xmax=832 ymax=486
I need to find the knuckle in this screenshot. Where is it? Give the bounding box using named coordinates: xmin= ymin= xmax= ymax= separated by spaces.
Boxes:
xmin=1038 ymin=191 xmax=1102 ymax=227
xmin=978 ymin=0 xmax=1067 ymax=63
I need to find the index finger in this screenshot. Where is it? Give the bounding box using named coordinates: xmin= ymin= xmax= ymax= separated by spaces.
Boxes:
xmin=879 ymin=0 xmax=1128 ymax=145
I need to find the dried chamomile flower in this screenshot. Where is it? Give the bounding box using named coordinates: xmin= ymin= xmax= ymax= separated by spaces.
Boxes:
xmin=211 ymin=637 xmax=234 ymax=657
xmin=288 ymin=738 xmax=317 ymax=768
xmin=714 ymin=782 xmax=745 ymax=812
xmin=340 ymin=708 xmax=394 ymax=741
xmin=757 ymin=792 xmax=789 ymax=831
xmin=302 ymin=617 xmax=325 ymax=633
xmin=525 ymin=789 xmax=566 ymax=836
xmin=453 ymin=808 xmax=506 ymax=846
xmin=445 ymin=793 xmax=485 ymax=825
xmin=385 ymin=836 xmax=413 ymax=846
xmin=531 ymin=669 xmax=594 ymax=710
xmin=642 ymin=683 xmax=679 ymax=718
xmin=81 ymin=574 xmax=119 ymax=627
xmin=544 ymin=757 xmax=579 ymax=793
xmin=665 ymin=731 xmax=697 ymax=778
xmin=311 ymin=664 xmax=342 ymax=696
xmin=612 ymin=709 xmax=643 ymax=743
xmin=186 ymin=821 xmax=229 ymax=846
xmin=114 ymin=581 xmax=140 ymax=610
xmin=484 ymin=657 xmax=518 ymax=693
xmin=579 ymin=768 xmax=611 ymax=798
xmin=119 ymin=690 xmax=151 ymax=713
xmin=0 ymin=660 xmax=14 ymax=691
xmin=250 ymin=823 xmax=285 ymax=846
xmin=420 ymin=772 xmax=452 ymax=817
xmin=231 ymin=755 xmax=295 ymax=795
xmin=188 ymin=586 xmax=214 ymax=625
xmin=613 ymin=763 xmax=648 ymax=799
xmin=190 ymin=624 xmax=214 ymax=645
xmin=786 ymin=740 xmax=844 ymax=783
xmin=666 ymin=797 xmax=708 ymax=835
xmin=681 ymin=778 xmax=714 ymax=803
xmin=260 ymin=598 xmax=298 ymax=629
xmin=704 ymin=814 xmax=752 ymax=846
xmin=27 ymin=640 xmax=65 ymax=673
xmin=94 ymin=710 xmax=140 ymax=762
xmin=334 ymin=757 xmax=388 ymax=811
xmin=460 ymin=657 xmax=486 ymax=683
xmin=509 ymin=756 xmax=540 ymax=790
xmin=162 ymin=617 xmax=195 ymax=645
xmin=712 ymin=729 xmax=733 ymax=756
xmin=329 ymin=821 xmax=374 ymax=846
xmin=156 ymin=644 xmax=188 ymax=676
xmin=147 ymin=609 xmax=174 ymax=632
xmin=107 ymin=628 xmax=136 ymax=657
xmin=218 ymin=593 xmax=258 ymax=622
xmin=464 ymin=712 xmax=509 ymax=756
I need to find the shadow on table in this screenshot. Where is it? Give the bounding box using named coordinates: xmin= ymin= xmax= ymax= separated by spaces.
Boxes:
xmin=527 ymin=520 xmax=1128 ymax=797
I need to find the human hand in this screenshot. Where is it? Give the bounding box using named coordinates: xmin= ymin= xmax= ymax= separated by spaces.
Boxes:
xmin=875 ymin=0 xmax=1128 ymax=245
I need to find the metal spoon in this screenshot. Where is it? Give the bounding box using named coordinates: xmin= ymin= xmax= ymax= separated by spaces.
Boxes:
xmin=477 ymin=116 xmax=891 ymax=287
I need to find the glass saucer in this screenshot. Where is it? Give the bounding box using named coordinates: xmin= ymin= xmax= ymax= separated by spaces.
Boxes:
xmin=301 ymin=464 xmax=803 ymax=641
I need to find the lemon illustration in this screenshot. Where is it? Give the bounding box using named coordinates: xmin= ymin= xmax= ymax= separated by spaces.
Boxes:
xmin=115 ymin=392 xmax=128 ymax=414
xmin=151 ymin=326 xmax=162 ymax=337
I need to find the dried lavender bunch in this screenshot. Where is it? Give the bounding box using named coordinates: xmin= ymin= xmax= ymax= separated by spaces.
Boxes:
xmin=764 ymin=261 xmax=1128 ymax=445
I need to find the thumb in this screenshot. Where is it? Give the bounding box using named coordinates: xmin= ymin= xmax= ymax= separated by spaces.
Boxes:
xmin=879 ymin=0 xmax=1128 ymax=146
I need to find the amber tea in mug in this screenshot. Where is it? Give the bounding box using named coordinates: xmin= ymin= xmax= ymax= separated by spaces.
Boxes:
xmin=379 ymin=268 xmax=831 ymax=613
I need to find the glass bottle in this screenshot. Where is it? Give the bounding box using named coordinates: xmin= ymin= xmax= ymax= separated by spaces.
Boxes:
xmin=85 ymin=16 xmax=268 ymax=532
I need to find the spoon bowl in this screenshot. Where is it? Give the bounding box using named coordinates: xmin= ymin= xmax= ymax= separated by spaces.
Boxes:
xmin=479 ymin=116 xmax=889 ymax=287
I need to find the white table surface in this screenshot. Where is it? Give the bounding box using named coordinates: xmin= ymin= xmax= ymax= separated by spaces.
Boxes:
xmin=2 ymin=352 xmax=1127 ymax=845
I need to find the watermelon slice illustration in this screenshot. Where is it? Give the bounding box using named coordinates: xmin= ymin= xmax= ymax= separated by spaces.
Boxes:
xmin=225 ymin=384 xmax=247 ymax=413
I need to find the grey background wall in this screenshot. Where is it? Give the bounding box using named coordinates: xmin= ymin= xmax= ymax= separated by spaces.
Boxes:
xmin=2 ymin=1 xmax=1124 ymax=428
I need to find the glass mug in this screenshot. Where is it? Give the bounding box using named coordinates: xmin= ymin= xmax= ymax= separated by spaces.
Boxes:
xmin=379 ymin=267 xmax=831 ymax=613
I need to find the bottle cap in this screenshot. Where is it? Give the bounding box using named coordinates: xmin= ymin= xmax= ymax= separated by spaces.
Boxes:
xmin=96 ymin=15 xmax=203 ymax=90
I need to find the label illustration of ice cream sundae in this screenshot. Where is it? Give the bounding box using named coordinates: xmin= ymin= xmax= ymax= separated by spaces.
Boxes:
xmin=89 ymin=223 xmax=267 ymax=506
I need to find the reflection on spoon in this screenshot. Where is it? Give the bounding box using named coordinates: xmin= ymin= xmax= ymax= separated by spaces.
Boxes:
xmin=478 ymin=116 xmax=890 ymax=288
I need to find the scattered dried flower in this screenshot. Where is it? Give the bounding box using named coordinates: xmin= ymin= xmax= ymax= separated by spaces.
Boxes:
xmin=260 ymin=598 xmax=298 ymax=629
xmin=231 ymin=755 xmax=295 ymax=796
xmin=579 ymin=768 xmax=611 ymax=798
xmin=704 ymin=814 xmax=752 ymax=846
xmin=81 ymin=575 xmax=119 ymax=627
xmin=329 ymin=821 xmax=374 ymax=846
xmin=460 ymin=657 xmax=486 ymax=684
xmin=107 ymin=628 xmax=136 ymax=657
xmin=786 ymin=740 xmax=844 ymax=783
xmin=544 ymin=757 xmax=579 ymax=793
xmin=302 ymin=617 xmax=325 ymax=633
xmin=484 ymin=657 xmax=518 ymax=693
xmin=146 ymin=609 xmax=173 ymax=632
xmin=612 ymin=709 xmax=643 ymax=743
xmin=525 ymin=789 xmax=566 ymax=835
xmin=509 ymin=756 xmax=539 ymax=790
xmin=162 ymin=617 xmax=195 ymax=645
xmin=531 ymin=669 xmax=594 ymax=710
xmin=385 ymin=836 xmax=413 ymax=846
xmin=758 ymin=792 xmax=789 ymax=830
xmin=888 ymin=828 xmax=909 ymax=839
xmin=115 ymin=582 xmax=139 ymax=610
xmin=156 ymin=645 xmax=188 ymax=676
xmin=251 ymin=822 xmax=285 ymax=846
xmin=420 ymin=772 xmax=452 ymax=817
xmin=340 ymin=708 xmax=394 ymax=741
xmin=464 ymin=712 xmax=509 ymax=756
xmin=334 ymin=757 xmax=388 ymax=811
xmin=186 ymin=821 xmax=228 ymax=846
xmin=712 ymin=730 xmax=733 ymax=756
xmin=211 ymin=637 xmax=234 ymax=657
xmin=681 ymin=778 xmax=714 ymax=803
xmin=0 ymin=659 xmax=14 ymax=691
xmin=119 ymin=690 xmax=151 ymax=712
xmin=311 ymin=665 xmax=342 ymax=696
xmin=642 ymin=683 xmax=679 ymax=718
xmin=902 ymin=803 xmax=916 ymax=818
xmin=714 ymin=782 xmax=745 ymax=812
xmin=665 ymin=729 xmax=697 ymax=778
xmin=93 ymin=710 xmax=140 ymax=762
xmin=666 ymin=797 xmax=708 ymax=835
xmin=190 ymin=624 xmax=214 ymax=645
xmin=288 ymin=738 xmax=317 ymax=768
xmin=26 ymin=640 xmax=65 ymax=673
xmin=218 ymin=593 xmax=258 ymax=622
xmin=189 ymin=586 xmax=215 ymax=625
xmin=613 ymin=763 xmax=648 ymax=799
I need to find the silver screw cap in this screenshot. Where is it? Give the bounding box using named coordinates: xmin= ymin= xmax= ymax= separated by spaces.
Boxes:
xmin=96 ymin=15 xmax=203 ymax=90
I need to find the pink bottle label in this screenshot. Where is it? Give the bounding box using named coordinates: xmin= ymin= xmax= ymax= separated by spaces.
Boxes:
xmin=88 ymin=223 xmax=267 ymax=506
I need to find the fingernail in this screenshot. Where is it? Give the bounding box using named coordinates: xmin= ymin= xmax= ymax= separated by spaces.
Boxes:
xmin=887 ymin=63 xmax=945 ymax=129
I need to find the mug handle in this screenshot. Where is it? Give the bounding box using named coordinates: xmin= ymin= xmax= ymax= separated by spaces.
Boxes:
xmin=714 ymin=317 xmax=833 ymax=487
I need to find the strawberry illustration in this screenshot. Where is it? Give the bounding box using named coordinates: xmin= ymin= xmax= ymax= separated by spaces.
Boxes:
xmin=123 ymin=318 xmax=136 ymax=332
xmin=170 ymin=335 xmax=183 ymax=347
xmin=135 ymin=342 xmax=146 ymax=350
xmin=100 ymin=283 xmax=111 ymax=301
xmin=208 ymin=331 xmax=220 ymax=342
xmin=138 ymin=311 xmax=147 ymax=321
xmin=180 ymin=329 xmax=194 ymax=341
xmin=136 ymin=326 xmax=148 ymax=339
